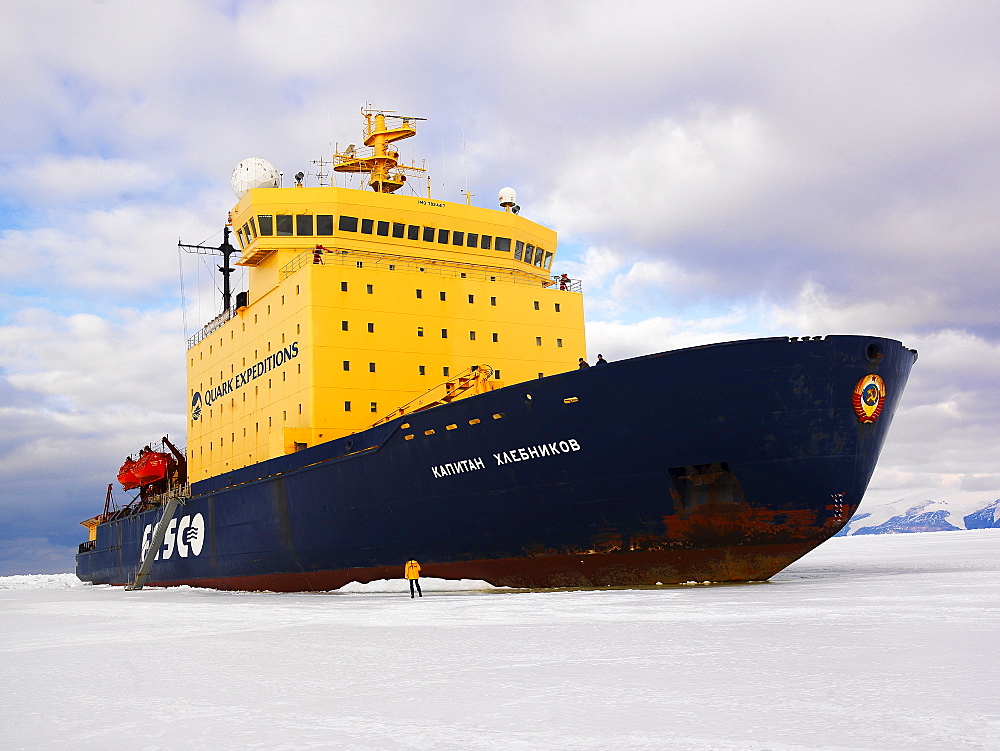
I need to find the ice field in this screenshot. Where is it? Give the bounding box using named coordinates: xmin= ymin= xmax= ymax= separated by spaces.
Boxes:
xmin=2 ymin=530 xmax=998 ymax=750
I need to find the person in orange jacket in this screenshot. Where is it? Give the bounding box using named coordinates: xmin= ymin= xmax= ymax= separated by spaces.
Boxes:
xmin=405 ymin=559 xmax=422 ymax=598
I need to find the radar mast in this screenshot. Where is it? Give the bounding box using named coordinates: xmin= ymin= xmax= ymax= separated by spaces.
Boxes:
xmin=332 ymin=107 xmax=427 ymax=193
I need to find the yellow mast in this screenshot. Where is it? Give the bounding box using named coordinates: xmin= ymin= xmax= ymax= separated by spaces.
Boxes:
xmin=332 ymin=108 xmax=427 ymax=193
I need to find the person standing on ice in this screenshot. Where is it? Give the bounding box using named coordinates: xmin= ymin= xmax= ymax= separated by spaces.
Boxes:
xmin=405 ymin=559 xmax=422 ymax=598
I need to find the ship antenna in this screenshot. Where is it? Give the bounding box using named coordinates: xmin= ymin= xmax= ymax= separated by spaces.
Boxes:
xmin=177 ymin=243 xmax=189 ymax=340
xmin=177 ymin=226 xmax=239 ymax=313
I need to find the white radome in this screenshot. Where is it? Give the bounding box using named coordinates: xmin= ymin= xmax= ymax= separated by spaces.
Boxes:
xmin=498 ymin=187 xmax=517 ymax=207
xmin=232 ymin=157 xmax=280 ymax=199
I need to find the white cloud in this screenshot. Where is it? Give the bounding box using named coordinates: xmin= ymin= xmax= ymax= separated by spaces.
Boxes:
xmin=2 ymin=155 xmax=162 ymax=205
xmin=1 ymin=0 xmax=998 ymax=569
xmin=545 ymin=107 xmax=778 ymax=243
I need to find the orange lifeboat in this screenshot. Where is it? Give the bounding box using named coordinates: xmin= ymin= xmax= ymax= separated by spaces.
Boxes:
xmin=132 ymin=451 xmax=173 ymax=485
xmin=117 ymin=458 xmax=140 ymax=490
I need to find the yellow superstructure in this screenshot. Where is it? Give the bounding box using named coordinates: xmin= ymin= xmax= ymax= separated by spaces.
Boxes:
xmin=185 ymin=111 xmax=585 ymax=483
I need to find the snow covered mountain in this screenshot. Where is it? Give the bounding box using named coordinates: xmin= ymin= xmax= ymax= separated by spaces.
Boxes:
xmin=838 ymin=497 xmax=1000 ymax=536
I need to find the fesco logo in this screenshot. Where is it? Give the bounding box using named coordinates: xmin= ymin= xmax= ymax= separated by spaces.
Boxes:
xmin=141 ymin=513 xmax=206 ymax=562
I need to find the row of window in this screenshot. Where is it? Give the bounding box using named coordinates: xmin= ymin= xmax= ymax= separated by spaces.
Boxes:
xmin=195 ymin=361 xmax=510 ymax=402
xmin=201 ymin=349 xmax=592 ymax=394
xmin=197 ymin=291 xmax=563 ymax=366
xmin=237 ymin=213 xmax=553 ymax=269
xmin=199 ymin=285 xmax=560 ymax=357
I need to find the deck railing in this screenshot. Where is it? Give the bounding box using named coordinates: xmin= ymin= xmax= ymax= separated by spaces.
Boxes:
xmin=188 ymin=246 xmax=581 ymax=349
xmin=279 ymin=244 xmax=583 ymax=293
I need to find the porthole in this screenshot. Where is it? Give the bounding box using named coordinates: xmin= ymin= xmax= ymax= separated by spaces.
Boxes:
xmin=865 ymin=342 xmax=884 ymax=364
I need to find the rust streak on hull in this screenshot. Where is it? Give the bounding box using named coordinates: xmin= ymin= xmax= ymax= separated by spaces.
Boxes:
xmin=128 ymin=541 xmax=822 ymax=592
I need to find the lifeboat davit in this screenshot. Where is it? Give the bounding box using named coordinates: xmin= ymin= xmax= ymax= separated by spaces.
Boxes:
xmin=117 ymin=458 xmax=140 ymax=490
xmin=132 ymin=451 xmax=173 ymax=485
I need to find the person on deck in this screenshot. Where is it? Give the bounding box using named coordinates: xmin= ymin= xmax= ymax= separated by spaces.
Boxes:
xmin=405 ymin=559 xmax=422 ymax=598
xmin=558 ymin=273 xmax=570 ymax=291
xmin=578 ymin=358 xmax=590 ymax=369
xmin=595 ymin=354 xmax=608 ymax=365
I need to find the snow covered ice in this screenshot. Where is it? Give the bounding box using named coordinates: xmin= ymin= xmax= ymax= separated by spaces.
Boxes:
xmin=2 ymin=531 xmax=998 ymax=750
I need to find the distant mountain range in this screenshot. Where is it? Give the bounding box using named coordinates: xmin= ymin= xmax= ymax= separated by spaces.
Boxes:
xmin=837 ymin=498 xmax=1000 ymax=536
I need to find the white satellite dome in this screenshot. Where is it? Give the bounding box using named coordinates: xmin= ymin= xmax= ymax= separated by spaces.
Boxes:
xmin=231 ymin=157 xmax=280 ymax=199
xmin=498 ymin=187 xmax=517 ymax=207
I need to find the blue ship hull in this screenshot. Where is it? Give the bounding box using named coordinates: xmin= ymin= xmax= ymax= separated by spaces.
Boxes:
xmin=76 ymin=335 xmax=915 ymax=590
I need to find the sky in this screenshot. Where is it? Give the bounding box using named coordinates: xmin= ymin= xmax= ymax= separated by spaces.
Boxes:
xmin=1 ymin=0 xmax=998 ymax=575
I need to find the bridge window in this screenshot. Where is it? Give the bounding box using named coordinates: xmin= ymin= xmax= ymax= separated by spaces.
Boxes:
xmin=392 ymin=222 xmax=405 ymax=238
xmin=513 ymin=241 xmax=523 ymax=261
xmin=377 ymin=220 xmax=389 ymax=236
xmin=407 ymin=225 xmax=420 ymax=240
xmin=258 ymin=215 xmax=274 ymax=235
xmin=437 ymin=229 xmax=450 ymax=244
xmin=481 ymin=235 xmax=493 ymax=249
xmin=467 ymin=233 xmax=479 ymax=247
xmin=339 ymin=215 xmax=358 ymax=232
xmin=525 ymin=245 xmax=535 ymax=264
xmin=361 ymin=218 xmax=374 ymax=234
xmin=452 ymin=231 xmax=464 ymax=246
xmin=316 ymin=215 xmax=333 ymax=235
xmin=276 ymin=215 xmax=293 ymax=236
xmin=296 ymin=215 xmax=313 ymax=235
xmin=422 ymin=226 xmax=435 ymax=242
